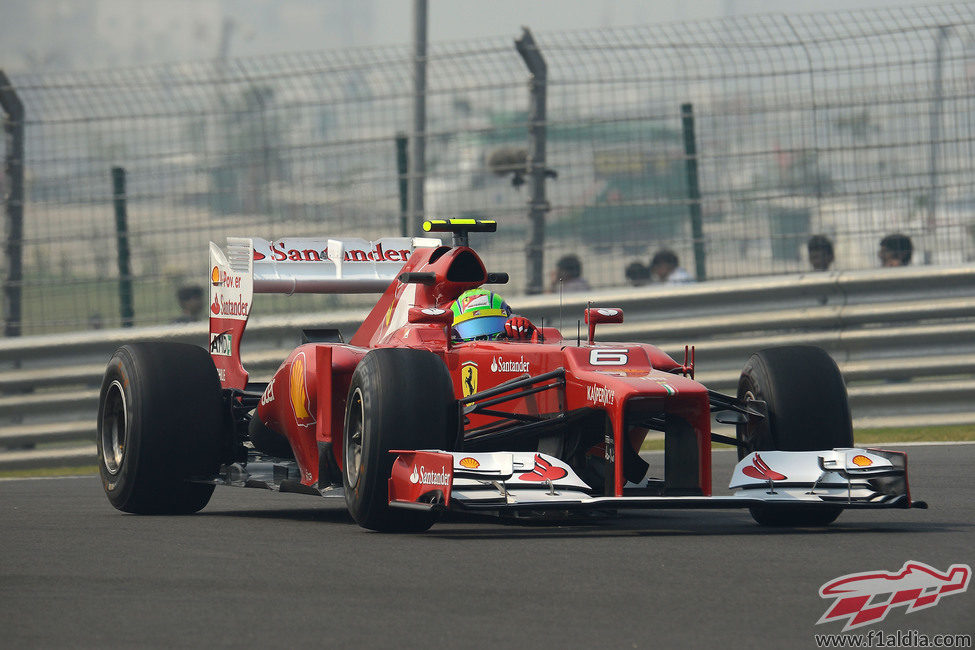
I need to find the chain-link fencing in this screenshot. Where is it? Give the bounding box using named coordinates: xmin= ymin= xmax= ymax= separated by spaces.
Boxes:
xmin=3 ymin=3 xmax=975 ymax=334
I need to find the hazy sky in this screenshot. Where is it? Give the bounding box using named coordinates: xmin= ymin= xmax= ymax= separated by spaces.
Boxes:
xmin=380 ymin=0 xmax=946 ymax=46
xmin=0 ymin=0 xmax=952 ymax=71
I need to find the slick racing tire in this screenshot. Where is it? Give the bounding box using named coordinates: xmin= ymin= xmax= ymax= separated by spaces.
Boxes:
xmin=97 ymin=342 xmax=228 ymax=514
xmin=342 ymin=348 xmax=456 ymax=533
xmin=736 ymin=345 xmax=853 ymax=527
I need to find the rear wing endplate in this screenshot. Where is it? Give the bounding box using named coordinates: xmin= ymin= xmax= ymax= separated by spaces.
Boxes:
xmin=208 ymin=235 xmax=440 ymax=389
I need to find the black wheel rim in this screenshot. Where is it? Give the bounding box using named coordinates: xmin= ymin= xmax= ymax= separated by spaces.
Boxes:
xmin=345 ymin=388 xmax=364 ymax=488
xmin=737 ymin=388 xmax=757 ymax=459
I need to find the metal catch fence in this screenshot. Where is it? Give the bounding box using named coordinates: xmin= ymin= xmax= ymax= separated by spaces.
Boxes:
xmin=2 ymin=3 xmax=975 ymax=334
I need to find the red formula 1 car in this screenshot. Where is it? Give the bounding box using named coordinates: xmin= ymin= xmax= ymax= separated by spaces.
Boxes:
xmin=96 ymin=219 xmax=925 ymax=532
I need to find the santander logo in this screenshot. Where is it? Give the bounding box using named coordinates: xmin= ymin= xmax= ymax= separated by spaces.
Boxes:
xmin=490 ymin=355 xmax=530 ymax=373
xmin=409 ymin=465 xmax=450 ymax=486
xmin=265 ymin=241 xmax=412 ymax=263
xmin=209 ymin=294 xmax=249 ymax=318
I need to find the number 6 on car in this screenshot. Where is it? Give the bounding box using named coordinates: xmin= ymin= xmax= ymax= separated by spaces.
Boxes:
xmin=589 ymin=349 xmax=628 ymax=365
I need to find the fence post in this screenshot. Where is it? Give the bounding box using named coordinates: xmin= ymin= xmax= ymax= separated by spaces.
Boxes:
xmin=408 ymin=0 xmax=427 ymax=236
xmin=681 ymin=103 xmax=706 ymax=282
xmin=112 ymin=167 xmax=134 ymax=327
xmin=396 ymin=132 xmax=409 ymax=238
xmin=0 ymin=70 xmax=24 ymax=338
xmin=515 ymin=28 xmax=549 ymax=296
xmin=926 ymin=25 xmax=950 ymax=265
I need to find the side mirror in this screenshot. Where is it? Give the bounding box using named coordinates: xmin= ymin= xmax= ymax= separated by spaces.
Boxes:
xmin=584 ymin=307 xmax=624 ymax=344
xmin=407 ymin=307 xmax=454 ymax=327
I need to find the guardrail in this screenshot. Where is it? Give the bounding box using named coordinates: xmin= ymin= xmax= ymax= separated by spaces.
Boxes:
xmin=2 ymin=265 xmax=973 ymax=470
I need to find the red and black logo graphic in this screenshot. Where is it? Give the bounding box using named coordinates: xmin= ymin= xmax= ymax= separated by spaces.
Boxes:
xmin=519 ymin=454 xmax=568 ymax=482
xmin=742 ymin=453 xmax=787 ymax=481
xmin=818 ymin=561 xmax=971 ymax=631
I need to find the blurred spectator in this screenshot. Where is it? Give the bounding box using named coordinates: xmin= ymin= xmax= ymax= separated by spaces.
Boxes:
xmin=650 ymin=249 xmax=693 ymax=284
xmin=807 ymin=234 xmax=835 ymax=271
xmin=173 ymin=285 xmax=205 ymax=323
xmin=878 ymin=233 xmax=913 ymax=267
xmin=549 ymin=254 xmax=590 ymax=293
xmin=625 ymin=261 xmax=651 ymax=287
xmin=87 ymin=313 xmax=105 ymax=330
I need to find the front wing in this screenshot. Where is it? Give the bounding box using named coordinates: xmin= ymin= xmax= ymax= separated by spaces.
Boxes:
xmin=387 ymin=448 xmax=926 ymax=513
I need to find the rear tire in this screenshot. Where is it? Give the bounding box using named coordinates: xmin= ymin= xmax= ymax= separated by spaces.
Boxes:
xmin=736 ymin=345 xmax=852 ymax=527
xmin=342 ymin=348 xmax=456 ymax=532
xmin=97 ymin=342 xmax=228 ymax=514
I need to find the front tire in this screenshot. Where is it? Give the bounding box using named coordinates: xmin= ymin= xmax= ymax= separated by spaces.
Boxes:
xmin=342 ymin=348 xmax=456 ymax=532
xmin=736 ymin=345 xmax=853 ymax=527
xmin=97 ymin=342 xmax=228 ymax=514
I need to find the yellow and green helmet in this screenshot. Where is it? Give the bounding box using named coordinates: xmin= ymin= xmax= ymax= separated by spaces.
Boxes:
xmin=450 ymin=288 xmax=511 ymax=341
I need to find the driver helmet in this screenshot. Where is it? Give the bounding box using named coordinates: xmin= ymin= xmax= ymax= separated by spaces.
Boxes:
xmin=450 ymin=288 xmax=511 ymax=341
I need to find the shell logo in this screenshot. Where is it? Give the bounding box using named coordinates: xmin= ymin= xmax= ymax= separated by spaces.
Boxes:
xmin=211 ymin=266 xmax=221 ymax=286
xmin=851 ymin=454 xmax=873 ymax=467
xmin=289 ymin=352 xmax=316 ymax=426
xmin=459 ymin=457 xmax=480 ymax=469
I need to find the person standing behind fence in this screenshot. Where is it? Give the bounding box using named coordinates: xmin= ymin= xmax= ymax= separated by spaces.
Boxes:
xmin=807 ymin=234 xmax=835 ymax=271
xmin=173 ymin=285 xmax=205 ymax=323
xmin=549 ymin=254 xmax=590 ymax=293
xmin=625 ymin=261 xmax=651 ymax=287
xmin=649 ymin=249 xmax=693 ymax=284
xmin=878 ymin=233 xmax=913 ymax=267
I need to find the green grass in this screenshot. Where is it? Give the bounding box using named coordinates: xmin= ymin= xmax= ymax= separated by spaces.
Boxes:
xmin=20 ymin=273 xmax=373 ymax=335
xmin=0 ymin=465 xmax=98 ymax=479
xmin=22 ymin=275 xmax=180 ymax=334
xmin=854 ymin=424 xmax=975 ymax=444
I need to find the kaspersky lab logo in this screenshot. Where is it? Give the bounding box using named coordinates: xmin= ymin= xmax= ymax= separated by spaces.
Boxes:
xmin=817 ymin=561 xmax=971 ymax=631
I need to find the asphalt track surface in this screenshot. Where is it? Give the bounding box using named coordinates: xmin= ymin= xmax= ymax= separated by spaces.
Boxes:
xmin=2 ymin=444 xmax=973 ymax=649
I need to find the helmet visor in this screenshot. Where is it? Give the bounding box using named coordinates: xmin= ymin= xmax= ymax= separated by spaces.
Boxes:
xmin=453 ymin=315 xmax=507 ymax=341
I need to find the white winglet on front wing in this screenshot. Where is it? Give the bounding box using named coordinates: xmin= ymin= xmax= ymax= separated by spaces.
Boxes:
xmin=387 ymin=448 xmax=921 ymax=513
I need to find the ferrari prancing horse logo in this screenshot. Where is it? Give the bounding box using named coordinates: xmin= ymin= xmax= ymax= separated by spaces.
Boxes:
xmin=461 ymin=361 xmax=478 ymax=397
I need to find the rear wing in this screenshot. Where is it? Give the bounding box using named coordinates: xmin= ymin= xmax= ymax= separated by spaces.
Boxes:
xmin=208 ymin=235 xmax=441 ymax=389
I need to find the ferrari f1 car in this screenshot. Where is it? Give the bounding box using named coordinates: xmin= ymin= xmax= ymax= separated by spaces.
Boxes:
xmin=96 ymin=219 xmax=926 ymax=532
